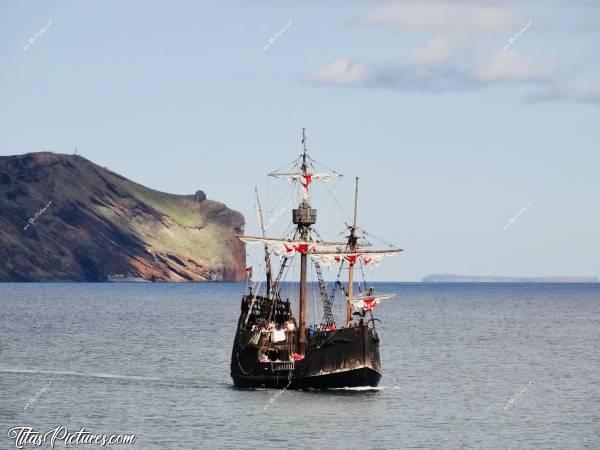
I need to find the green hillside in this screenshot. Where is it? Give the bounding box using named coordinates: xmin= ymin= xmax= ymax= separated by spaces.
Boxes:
xmin=0 ymin=152 xmax=245 ymax=281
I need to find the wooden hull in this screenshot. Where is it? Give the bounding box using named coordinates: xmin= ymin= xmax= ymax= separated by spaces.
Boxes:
xmin=301 ymin=366 xmax=381 ymax=389
xmin=231 ymin=325 xmax=381 ymax=389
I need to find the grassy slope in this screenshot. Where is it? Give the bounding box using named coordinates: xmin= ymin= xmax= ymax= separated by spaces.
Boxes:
xmin=0 ymin=152 xmax=245 ymax=281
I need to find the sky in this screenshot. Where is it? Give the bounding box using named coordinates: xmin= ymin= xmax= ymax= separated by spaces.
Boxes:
xmin=1 ymin=0 xmax=599 ymax=281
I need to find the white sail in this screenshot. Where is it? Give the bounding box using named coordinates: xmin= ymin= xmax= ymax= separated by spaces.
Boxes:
xmin=239 ymin=236 xmax=391 ymax=259
xmin=239 ymin=236 xmax=346 ymax=257
xmin=309 ymin=250 xmax=401 ymax=267
xmin=350 ymin=293 xmax=395 ymax=302
xmin=351 ymin=293 xmax=395 ymax=312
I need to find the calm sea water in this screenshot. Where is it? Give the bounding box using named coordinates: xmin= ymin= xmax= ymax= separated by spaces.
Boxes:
xmin=0 ymin=282 xmax=598 ymax=450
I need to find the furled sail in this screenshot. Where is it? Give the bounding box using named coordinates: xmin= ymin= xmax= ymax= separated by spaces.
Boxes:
xmin=268 ymin=172 xmax=339 ymax=200
xmin=350 ymin=293 xmax=395 ymax=312
xmin=238 ymin=236 xmax=386 ymax=258
xmin=309 ymin=249 xmax=402 ymax=267
xmin=238 ymin=236 xmax=347 ymax=257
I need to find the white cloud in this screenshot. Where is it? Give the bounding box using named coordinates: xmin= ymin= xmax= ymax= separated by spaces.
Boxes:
xmin=303 ymin=2 xmax=571 ymax=97
xmin=362 ymin=3 xmax=522 ymax=33
xmin=304 ymin=58 xmax=370 ymax=86
xmin=305 ymin=58 xmax=472 ymax=93
xmin=305 ymin=51 xmax=559 ymax=93
xmin=371 ymin=63 xmax=475 ymax=92
xmin=471 ymin=50 xmax=557 ymax=82
xmin=409 ymin=38 xmax=455 ymax=67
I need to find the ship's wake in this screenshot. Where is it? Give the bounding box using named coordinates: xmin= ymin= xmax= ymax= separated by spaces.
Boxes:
xmin=328 ymin=386 xmax=387 ymax=391
xmin=0 ymin=368 xmax=162 ymax=382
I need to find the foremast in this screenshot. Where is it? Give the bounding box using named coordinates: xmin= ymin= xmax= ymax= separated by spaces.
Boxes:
xmin=255 ymin=188 xmax=272 ymax=296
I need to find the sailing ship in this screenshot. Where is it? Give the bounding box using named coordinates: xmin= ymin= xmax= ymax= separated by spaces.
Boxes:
xmin=230 ymin=129 xmax=402 ymax=389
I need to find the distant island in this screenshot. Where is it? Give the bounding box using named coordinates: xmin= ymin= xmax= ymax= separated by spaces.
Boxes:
xmin=422 ymin=274 xmax=599 ymax=283
xmin=0 ymin=152 xmax=246 ymax=282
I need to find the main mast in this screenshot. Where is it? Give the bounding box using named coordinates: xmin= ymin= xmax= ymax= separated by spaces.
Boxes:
xmin=293 ymin=128 xmax=316 ymax=354
xmin=238 ymin=130 xmax=403 ymax=352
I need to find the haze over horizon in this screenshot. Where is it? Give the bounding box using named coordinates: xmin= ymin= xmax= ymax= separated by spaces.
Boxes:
xmin=1 ymin=0 xmax=599 ymax=281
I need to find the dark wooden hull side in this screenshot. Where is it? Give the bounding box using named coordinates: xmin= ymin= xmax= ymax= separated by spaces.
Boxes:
xmin=231 ymin=366 xmax=381 ymax=389
xmin=302 ymin=366 xmax=381 ymax=389
xmin=230 ymin=325 xmax=382 ymax=389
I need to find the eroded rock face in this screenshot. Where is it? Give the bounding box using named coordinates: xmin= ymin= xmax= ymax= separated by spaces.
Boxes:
xmin=0 ymin=152 xmax=246 ymax=282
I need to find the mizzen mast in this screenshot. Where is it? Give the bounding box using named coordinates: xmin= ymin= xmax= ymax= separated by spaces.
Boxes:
xmin=346 ymin=177 xmax=359 ymax=324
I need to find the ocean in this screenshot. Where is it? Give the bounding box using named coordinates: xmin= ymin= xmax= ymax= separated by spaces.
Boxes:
xmin=0 ymin=282 xmax=598 ymax=449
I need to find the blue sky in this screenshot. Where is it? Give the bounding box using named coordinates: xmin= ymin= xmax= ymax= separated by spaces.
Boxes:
xmin=1 ymin=0 xmax=599 ymax=281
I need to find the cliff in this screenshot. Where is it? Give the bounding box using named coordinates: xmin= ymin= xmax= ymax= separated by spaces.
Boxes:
xmin=0 ymin=152 xmax=246 ymax=281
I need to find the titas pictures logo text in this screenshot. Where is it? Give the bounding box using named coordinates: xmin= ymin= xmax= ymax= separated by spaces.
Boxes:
xmin=7 ymin=427 xmax=135 ymax=449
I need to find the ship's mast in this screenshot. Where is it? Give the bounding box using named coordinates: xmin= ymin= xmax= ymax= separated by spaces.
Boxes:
xmin=346 ymin=177 xmax=359 ymax=324
xmin=255 ymin=188 xmax=272 ymax=296
xmin=293 ymin=128 xmax=316 ymax=354
xmin=240 ymin=132 xmax=402 ymax=345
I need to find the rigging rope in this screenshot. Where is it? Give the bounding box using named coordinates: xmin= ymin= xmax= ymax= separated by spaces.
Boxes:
xmin=359 ymin=260 xmax=368 ymax=294
xmin=307 ymin=154 xmax=342 ymax=177
xmin=265 ymin=180 xmax=295 ymax=228
xmin=362 ymin=229 xmax=399 ymax=249
xmin=318 ymin=179 xmax=352 ymax=222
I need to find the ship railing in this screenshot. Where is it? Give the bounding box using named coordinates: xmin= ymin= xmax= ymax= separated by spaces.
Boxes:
xmin=248 ymin=331 xmax=261 ymax=345
xmin=270 ymin=361 xmax=295 ymax=372
xmin=239 ymin=330 xmax=262 ymax=347
xmin=242 ymin=328 xmax=297 ymax=347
